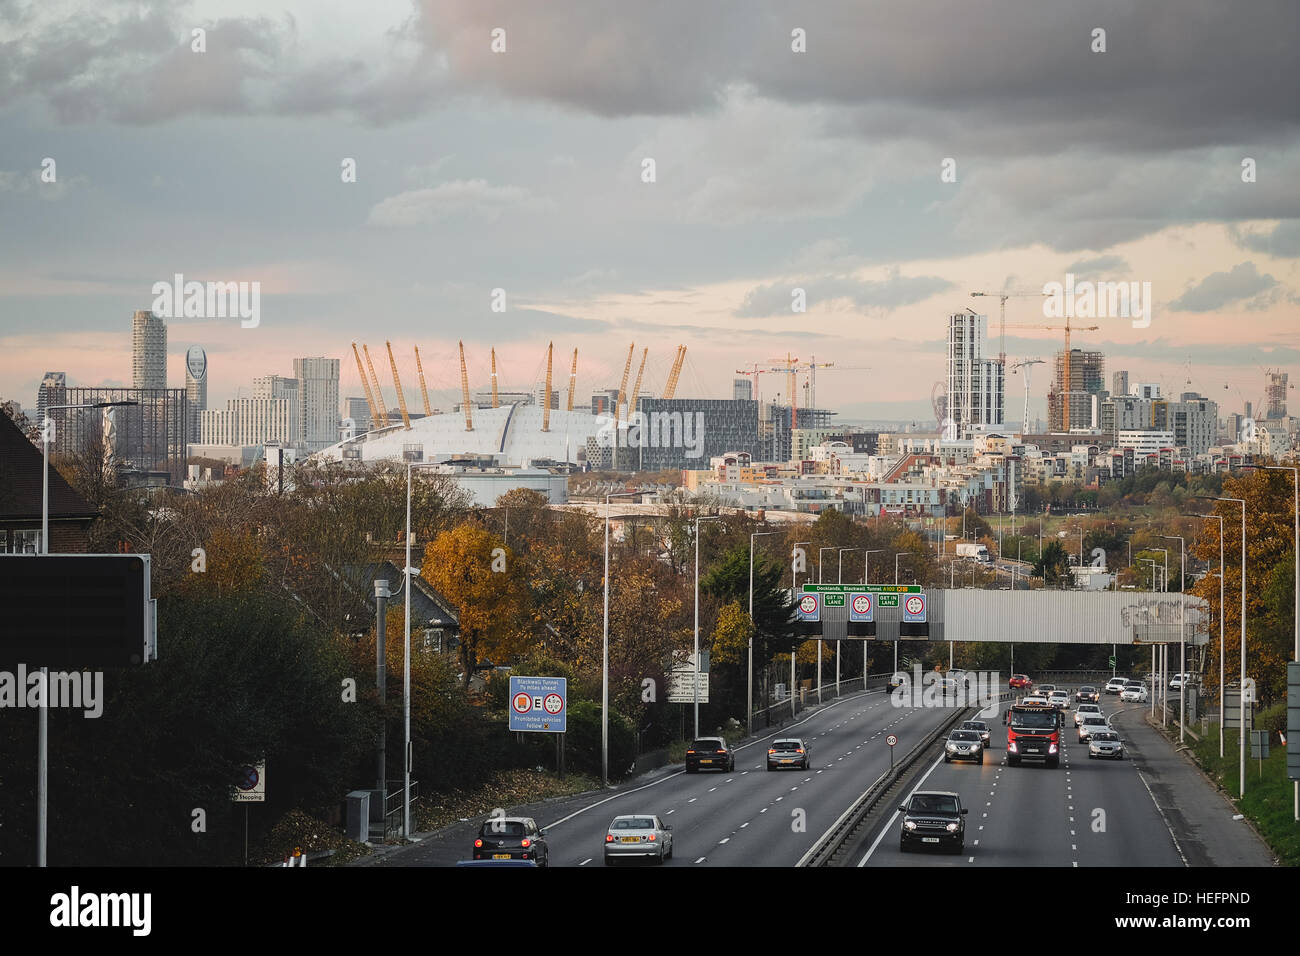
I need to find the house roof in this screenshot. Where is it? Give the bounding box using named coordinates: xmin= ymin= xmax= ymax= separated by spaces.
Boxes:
xmin=351 ymin=560 xmax=460 ymax=630
xmin=0 ymin=413 xmax=99 ymax=522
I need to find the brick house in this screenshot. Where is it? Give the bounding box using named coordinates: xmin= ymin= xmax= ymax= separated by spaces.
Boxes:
xmin=0 ymin=413 xmax=99 ymax=553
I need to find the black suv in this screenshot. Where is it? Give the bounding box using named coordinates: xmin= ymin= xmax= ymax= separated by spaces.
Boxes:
xmin=472 ymin=816 xmax=548 ymax=866
xmin=685 ymin=737 xmax=735 ymax=773
xmin=766 ymin=738 xmax=812 ymax=770
xmin=898 ymin=790 xmax=967 ymax=854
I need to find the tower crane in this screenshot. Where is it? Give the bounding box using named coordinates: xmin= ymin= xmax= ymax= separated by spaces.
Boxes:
xmin=628 ymin=346 xmax=648 ymax=419
xmin=362 ymin=344 xmax=389 ymax=425
xmin=1009 ymin=358 xmax=1045 ymax=433
xmin=413 ymin=346 xmax=432 ymax=416
xmin=969 ymin=290 xmax=1051 ymax=373
xmin=735 ymin=365 xmax=771 ymax=403
xmin=615 ymin=343 xmax=635 ymax=426
xmin=663 ymin=345 xmax=687 ymax=399
xmin=1001 ymin=319 xmax=1099 ymax=431
xmin=458 ymin=341 xmax=473 ymax=432
xmin=566 ymin=348 xmax=578 ymax=411
xmin=542 ymin=342 xmax=553 ymax=433
xmin=490 ymin=348 xmax=500 ymax=408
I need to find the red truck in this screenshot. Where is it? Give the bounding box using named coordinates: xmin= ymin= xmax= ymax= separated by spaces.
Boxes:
xmin=1005 ymin=703 xmax=1062 ymax=767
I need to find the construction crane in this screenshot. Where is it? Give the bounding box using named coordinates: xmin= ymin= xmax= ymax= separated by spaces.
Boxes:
xmin=413 ymin=346 xmax=432 ymax=416
xmin=1002 ymin=319 xmax=1100 ymax=431
xmin=362 ymin=344 xmax=389 ymax=426
xmin=385 ymin=342 xmax=411 ymax=429
xmin=458 ymin=341 xmax=473 ymax=431
xmin=566 ymin=348 xmax=578 ymax=411
xmin=735 ymin=364 xmax=771 ymax=404
xmin=767 ymin=354 xmax=801 ymax=427
xmin=542 ymin=342 xmax=553 ymax=432
xmin=798 ymin=360 xmax=870 ymax=411
xmin=628 ymin=346 xmax=648 ymax=419
xmin=969 ymin=290 xmax=1051 ymax=372
xmin=490 ymin=348 xmax=500 ymax=408
xmin=614 ymin=343 xmax=635 ymax=425
xmin=351 ymin=342 xmax=381 ymax=430
xmin=663 ymin=345 xmax=687 ymax=399
xmin=1009 ymin=358 xmax=1045 ymax=433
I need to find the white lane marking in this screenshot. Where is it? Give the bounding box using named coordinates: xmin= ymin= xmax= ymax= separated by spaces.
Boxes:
xmin=726 ymin=778 xmax=734 ymax=783
xmin=688 ymin=798 xmax=697 ymax=803
xmin=719 ymin=838 xmax=730 ymax=845
xmin=974 ymin=840 xmax=980 ymax=846
xmin=816 ymin=769 xmax=825 ymax=774
xmin=856 ymin=753 xmax=946 ymax=867
xmin=708 ymin=787 xmax=717 ymax=792
xmin=760 ymin=808 xmax=767 ymax=813
xmin=740 ymin=822 xmax=750 ymax=829
xmin=579 ymin=858 xmax=592 ymax=866
xmin=791 ymin=786 xmax=799 ymax=791
xmin=666 ymin=809 xmax=675 ymax=815
xmin=694 ymin=857 xmax=706 ymax=864
xmin=741 ymin=771 xmax=748 ymax=775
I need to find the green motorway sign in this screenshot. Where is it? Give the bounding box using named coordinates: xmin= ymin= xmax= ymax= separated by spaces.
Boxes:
xmin=800 ymin=584 xmax=922 ymax=594
xmin=878 ymin=594 xmax=899 ymax=607
xmin=824 ymin=593 xmax=846 ymax=607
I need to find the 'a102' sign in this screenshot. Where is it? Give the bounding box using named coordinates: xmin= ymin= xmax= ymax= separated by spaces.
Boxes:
xmin=508 ymin=676 xmax=567 ymax=733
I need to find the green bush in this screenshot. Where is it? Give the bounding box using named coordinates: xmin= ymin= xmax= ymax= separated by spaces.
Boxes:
xmin=565 ymin=701 xmax=637 ymax=780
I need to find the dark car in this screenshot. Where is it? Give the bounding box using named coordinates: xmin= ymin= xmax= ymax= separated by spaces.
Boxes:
xmin=899 ymin=790 xmax=967 ymax=853
xmin=960 ymin=720 xmax=992 ymax=748
xmin=767 ymin=737 xmax=812 ymax=770
xmin=685 ymin=737 xmax=735 ymax=773
xmin=1075 ymin=685 xmax=1099 ymax=703
xmin=472 ymin=817 xmax=548 ymax=866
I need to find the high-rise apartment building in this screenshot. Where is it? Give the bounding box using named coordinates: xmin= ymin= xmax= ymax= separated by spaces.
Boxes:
xmin=1048 ymin=348 xmax=1105 ymax=431
xmin=1266 ymin=370 xmax=1289 ymax=420
xmin=132 ymin=310 xmax=167 ymax=391
xmin=947 ymin=312 xmax=1005 ymax=437
xmin=734 ymin=378 xmax=753 ymax=401
xmin=201 ymin=398 xmax=295 ymax=447
xmin=1112 ymin=370 xmax=1129 ymax=399
xmin=292 ymin=357 xmax=340 ymax=452
xmin=184 ymin=346 xmax=208 ymax=441
xmin=36 ymin=371 xmax=67 ymax=423
xmin=345 ymin=397 xmax=372 ymax=433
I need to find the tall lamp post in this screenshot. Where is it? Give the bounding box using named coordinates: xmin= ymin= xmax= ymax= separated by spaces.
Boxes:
xmin=1151 ymin=546 xmax=1169 ymax=721
xmin=838 ymin=547 xmax=860 ymax=697
xmin=1260 ymin=466 xmax=1299 ymax=820
xmin=816 ymin=547 xmax=835 ymax=704
xmin=894 ymin=552 xmax=912 ymax=675
xmin=1193 ymin=513 xmax=1226 ymax=758
xmin=862 ymin=549 xmax=884 ymax=680
xmin=1202 ymin=496 xmax=1247 ymax=798
xmin=693 ymin=515 xmax=723 ymax=739
xmin=1160 ymin=534 xmax=1186 ymax=742
xmin=791 ymin=541 xmax=810 ymax=717
xmin=39 ymin=399 xmax=136 ymax=869
xmin=748 ymin=530 xmax=778 ymax=734
xmin=603 ymin=491 xmax=637 ymax=784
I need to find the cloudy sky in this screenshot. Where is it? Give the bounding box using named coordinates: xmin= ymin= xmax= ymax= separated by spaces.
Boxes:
xmin=2 ymin=0 xmax=1297 ymax=424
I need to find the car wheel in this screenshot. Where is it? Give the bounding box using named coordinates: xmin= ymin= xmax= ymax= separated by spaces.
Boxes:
xmin=978 ymin=752 xmax=984 ymax=765
xmin=1048 ymin=756 xmax=1060 ymax=768
xmin=604 ymin=856 xmax=612 ymax=866
xmin=686 ymin=765 xmax=697 ymax=774
xmin=657 ymin=847 xmax=665 ymax=865
xmin=804 ymin=759 xmax=811 ymax=770
xmin=899 ymin=838 xmax=909 ymax=853
xmin=766 ymin=763 xmax=773 ymax=771
xmin=944 ymin=755 xmax=950 ymax=763
xmin=666 ymin=843 xmax=673 ymax=860
xmin=1008 ymin=754 xmax=1020 ymax=766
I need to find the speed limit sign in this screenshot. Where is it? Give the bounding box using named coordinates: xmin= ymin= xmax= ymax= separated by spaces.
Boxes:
xmin=886 ymin=734 xmax=898 ymax=747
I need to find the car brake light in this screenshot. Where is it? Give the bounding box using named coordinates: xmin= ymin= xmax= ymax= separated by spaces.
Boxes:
xmin=605 ymin=834 xmax=614 ymax=842
xmin=796 ymin=748 xmax=804 ymax=754
xmin=768 ymin=749 xmax=776 ymax=754
xmin=716 ymin=749 xmax=726 ymax=754
xmin=521 ymin=838 xmax=531 ymax=848
xmin=474 ymin=839 xmax=483 ymax=848
xmin=648 ymin=834 xmax=656 ymax=841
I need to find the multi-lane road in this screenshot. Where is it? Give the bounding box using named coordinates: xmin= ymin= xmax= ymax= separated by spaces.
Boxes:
xmin=359 ymin=687 xmax=1266 ymax=868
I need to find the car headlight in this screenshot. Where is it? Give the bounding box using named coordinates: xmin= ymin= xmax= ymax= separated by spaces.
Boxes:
xmin=946 ymin=823 xmax=960 ymax=832
xmin=1008 ymin=741 xmax=1018 ymax=753
xmin=1049 ymin=743 xmax=1058 ymax=754
xmin=946 ymin=743 xmax=957 ymax=751
xmin=903 ymin=820 xmax=917 ymax=830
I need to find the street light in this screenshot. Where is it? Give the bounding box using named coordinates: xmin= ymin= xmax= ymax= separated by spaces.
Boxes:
xmin=1201 ymin=495 xmax=1247 ymax=798
xmin=603 ymin=491 xmax=638 ymax=785
xmin=693 ymin=514 xmax=723 ymax=739
xmin=862 ymin=549 xmax=883 ymax=683
xmin=1193 ymin=513 xmax=1226 ymax=759
xmin=894 ymin=552 xmax=912 ymax=676
xmin=1159 ymin=534 xmax=1186 ymax=742
xmin=38 ymin=399 xmax=136 ymax=870
xmin=748 ymin=530 xmax=778 ymax=734
xmin=816 ymin=547 xmax=835 ymax=705
xmin=1260 ymin=465 xmax=1300 ymax=821
xmin=1150 ymin=546 xmax=1170 ymax=721
xmin=791 ymin=541 xmax=810 ymax=718
xmin=837 ymin=547 xmax=860 ymax=697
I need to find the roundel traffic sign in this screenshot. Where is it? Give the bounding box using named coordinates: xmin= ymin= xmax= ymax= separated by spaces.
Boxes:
xmin=799 ymin=595 xmax=818 ymax=614
xmin=543 ymin=693 xmax=564 ymax=715
xmin=885 ymin=734 xmax=898 ymax=747
xmin=512 ymin=692 xmax=533 ymax=714
xmin=905 ymin=595 xmax=925 ymax=615
xmin=238 ymin=765 xmax=259 ymax=790
xmin=852 ymin=595 xmax=871 ymax=615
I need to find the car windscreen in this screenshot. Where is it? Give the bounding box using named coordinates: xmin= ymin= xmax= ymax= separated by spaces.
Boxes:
xmin=612 ymin=818 xmax=655 ymax=830
xmin=771 ymin=740 xmax=802 ymax=751
xmin=690 ymin=740 xmax=723 ymax=751
xmin=1090 ymin=732 xmax=1118 ymax=741
xmin=961 ymin=722 xmax=987 ymax=731
xmin=1010 ymin=709 xmax=1058 ymax=730
xmin=909 ymin=794 xmax=958 ymax=814
xmin=950 ymin=731 xmax=980 ymax=741
xmin=480 ymin=821 xmax=526 ymax=837
xmin=1084 ymin=717 xmax=1108 ymax=725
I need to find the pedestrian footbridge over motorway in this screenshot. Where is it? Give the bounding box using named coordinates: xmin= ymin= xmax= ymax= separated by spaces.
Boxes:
xmin=809 ymin=589 xmax=1208 ymax=645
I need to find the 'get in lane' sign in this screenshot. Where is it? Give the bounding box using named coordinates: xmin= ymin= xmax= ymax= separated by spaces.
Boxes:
xmin=508 ymin=676 xmax=567 ymax=733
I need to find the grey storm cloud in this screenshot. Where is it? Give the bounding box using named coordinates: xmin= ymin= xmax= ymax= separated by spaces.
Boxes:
xmin=735 ymin=273 xmax=954 ymax=318
xmin=1064 ymin=255 xmax=1130 ymax=279
xmin=1168 ymin=262 xmax=1278 ymax=313
xmin=1234 ymin=221 xmax=1300 ymax=259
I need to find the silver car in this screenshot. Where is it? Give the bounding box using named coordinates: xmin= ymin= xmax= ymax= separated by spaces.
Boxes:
xmin=1077 ymin=714 xmax=1109 ymax=742
xmin=960 ymin=720 xmax=993 ymax=748
xmin=944 ymin=729 xmax=984 ymax=764
xmin=604 ymin=814 xmax=673 ymax=865
xmin=1087 ymin=730 xmax=1125 ymax=759
xmin=1074 ymin=703 xmax=1103 ymax=726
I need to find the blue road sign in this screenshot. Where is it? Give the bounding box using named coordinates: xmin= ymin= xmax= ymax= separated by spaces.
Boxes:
xmin=508 ymin=676 xmax=567 ymax=733
xmin=848 ymin=592 xmax=874 ymax=623
xmin=796 ymin=593 xmax=820 ymax=622
xmin=902 ymin=593 xmax=927 ymax=623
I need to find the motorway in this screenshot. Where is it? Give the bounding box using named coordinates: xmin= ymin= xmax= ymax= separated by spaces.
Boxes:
xmin=856 ymin=695 xmax=1185 ymax=867
xmin=364 ymin=687 xmax=963 ymax=867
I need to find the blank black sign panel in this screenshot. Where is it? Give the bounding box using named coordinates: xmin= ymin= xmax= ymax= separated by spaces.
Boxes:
xmin=0 ymin=555 xmax=148 ymax=667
